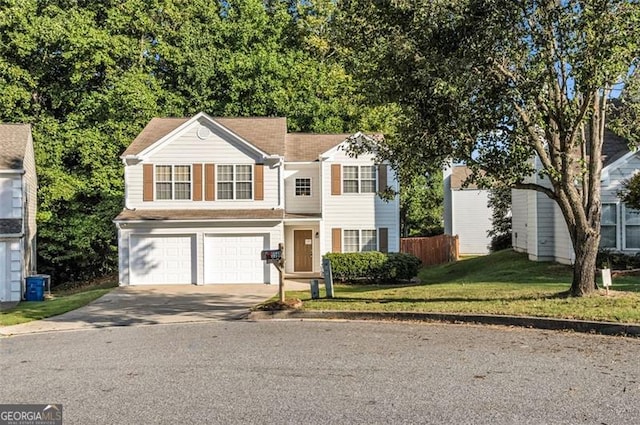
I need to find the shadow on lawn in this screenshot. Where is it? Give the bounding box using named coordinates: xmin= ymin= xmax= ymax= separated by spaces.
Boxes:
xmin=311 ymin=291 xmax=572 ymax=305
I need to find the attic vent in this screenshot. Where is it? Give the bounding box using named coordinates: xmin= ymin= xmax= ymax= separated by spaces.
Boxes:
xmin=197 ymin=126 xmax=211 ymax=140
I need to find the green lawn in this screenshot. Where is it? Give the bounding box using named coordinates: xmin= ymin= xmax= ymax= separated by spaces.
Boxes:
xmin=286 ymin=250 xmax=640 ymax=323
xmin=0 ymin=279 xmax=117 ymax=327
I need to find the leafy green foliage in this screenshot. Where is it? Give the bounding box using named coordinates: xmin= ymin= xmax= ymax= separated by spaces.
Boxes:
xmin=597 ymin=249 xmax=640 ymax=270
xmin=487 ymin=186 xmax=512 ymax=252
xmin=0 ymin=0 xmax=385 ymax=283
xmin=401 ymin=172 xmax=444 ymax=237
xmin=619 ymin=172 xmax=640 ymax=210
xmin=336 ymin=0 xmax=640 ymax=295
xmin=325 ymin=252 xmax=421 ymax=283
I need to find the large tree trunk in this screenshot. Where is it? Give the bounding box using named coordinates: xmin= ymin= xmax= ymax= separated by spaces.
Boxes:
xmin=570 ymin=226 xmax=600 ymax=296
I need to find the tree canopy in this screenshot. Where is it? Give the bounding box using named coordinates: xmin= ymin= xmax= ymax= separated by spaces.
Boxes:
xmin=0 ymin=0 xmax=388 ymax=282
xmin=337 ymin=0 xmax=640 ymax=295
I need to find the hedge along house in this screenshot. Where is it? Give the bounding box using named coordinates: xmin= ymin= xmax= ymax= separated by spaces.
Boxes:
xmin=114 ymin=112 xmax=400 ymax=285
xmin=512 ymin=130 xmax=638 ymax=264
xmin=0 ymin=124 xmax=37 ymax=302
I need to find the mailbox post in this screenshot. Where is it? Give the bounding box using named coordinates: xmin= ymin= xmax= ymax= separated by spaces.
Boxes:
xmin=262 ymin=243 xmax=286 ymax=303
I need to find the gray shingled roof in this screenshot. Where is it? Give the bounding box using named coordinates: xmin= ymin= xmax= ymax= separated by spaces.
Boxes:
xmin=0 ymin=124 xmax=31 ymax=170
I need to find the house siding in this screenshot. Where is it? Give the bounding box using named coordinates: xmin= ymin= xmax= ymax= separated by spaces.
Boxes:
xmin=511 ymin=189 xmax=528 ymax=252
xmin=284 ymin=164 xmax=321 ymax=214
xmin=450 ymin=190 xmax=492 ymax=254
xmin=125 ymin=119 xmax=280 ymax=210
xmin=321 ymin=148 xmax=399 ymax=255
xmin=22 ymin=132 xmax=37 ymax=275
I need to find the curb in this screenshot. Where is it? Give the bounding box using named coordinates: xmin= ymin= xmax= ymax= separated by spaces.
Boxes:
xmin=248 ymin=310 xmax=640 ymax=337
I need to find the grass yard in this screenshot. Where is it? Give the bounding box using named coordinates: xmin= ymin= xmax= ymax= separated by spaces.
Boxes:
xmin=0 ymin=277 xmax=117 ymax=327
xmin=287 ymin=250 xmax=640 ymax=323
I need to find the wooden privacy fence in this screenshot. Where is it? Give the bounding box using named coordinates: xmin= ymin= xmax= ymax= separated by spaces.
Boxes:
xmin=400 ymin=235 xmax=459 ymax=266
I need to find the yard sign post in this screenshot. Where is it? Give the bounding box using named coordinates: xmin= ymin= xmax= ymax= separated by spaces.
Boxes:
xmin=601 ymin=268 xmax=612 ymax=296
xmin=261 ymin=243 xmax=285 ymax=303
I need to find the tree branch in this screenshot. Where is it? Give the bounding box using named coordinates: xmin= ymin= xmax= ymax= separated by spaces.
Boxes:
xmin=513 ymin=182 xmax=557 ymax=200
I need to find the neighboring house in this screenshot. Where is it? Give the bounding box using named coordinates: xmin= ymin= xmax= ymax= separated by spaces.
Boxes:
xmin=114 ymin=112 xmax=399 ymax=285
xmin=443 ymin=165 xmax=493 ymax=255
xmin=512 ymin=130 xmax=638 ymax=264
xmin=0 ymin=124 xmax=37 ymax=302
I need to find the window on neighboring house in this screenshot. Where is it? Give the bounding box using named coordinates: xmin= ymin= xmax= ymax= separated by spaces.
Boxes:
xmin=155 ymin=165 xmax=191 ymax=200
xmin=343 ymin=166 xmax=377 ymax=194
xmin=344 ymin=229 xmax=378 ymax=252
xmin=217 ymin=164 xmax=253 ymax=200
xmin=295 ymin=178 xmax=311 ymax=196
xmin=600 ymin=204 xmax=617 ymax=249
xmin=624 ymin=206 xmax=640 ymax=249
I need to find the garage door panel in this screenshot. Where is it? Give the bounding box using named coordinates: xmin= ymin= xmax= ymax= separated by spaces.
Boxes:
xmin=130 ymin=235 xmax=194 ymax=285
xmin=205 ymin=234 xmax=267 ymax=284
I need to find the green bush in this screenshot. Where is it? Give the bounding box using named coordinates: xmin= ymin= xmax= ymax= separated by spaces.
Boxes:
xmin=324 ymin=252 xmax=421 ymax=283
xmin=597 ymin=250 xmax=640 ymax=270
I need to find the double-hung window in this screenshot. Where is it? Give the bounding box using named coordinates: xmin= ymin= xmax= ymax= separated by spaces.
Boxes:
xmin=624 ymin=206 xmax=640 ymax=249
xmin=155 ymin=165 xmax=191 ymax=200
xmin=217 ymin=165 xmax=253 ymax=200
xmin=343 ymin=229 xmax=378 ymax=252
xmin=295 ymin=178 xmax=312 ymax=196
xmin=343 ymin=166 xmax=376 ymax=194
xmin=600 ymin=204 xmax=617 ymax=249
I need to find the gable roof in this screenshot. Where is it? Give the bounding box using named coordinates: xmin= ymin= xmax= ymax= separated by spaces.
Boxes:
xmin=285 ymin=133 xmax=351 ymax=162
xmin=0 ymin=124 xmax=31 ymax=170
xmin=602 ymin=129 xmax=631 ymax=168
xmin=450 ymin=165 xmax=484 ymax=190
xmin=121 ymin=114 xmax=354 ymax=162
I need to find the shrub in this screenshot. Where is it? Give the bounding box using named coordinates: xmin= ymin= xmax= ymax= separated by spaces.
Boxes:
xmin=597 ymin=250 xmax=640 ymax=270
xmin=324 ymin=252 xmax=421 ymax=283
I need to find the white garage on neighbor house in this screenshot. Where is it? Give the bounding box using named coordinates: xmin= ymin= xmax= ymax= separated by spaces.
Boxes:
xmin=114 ymin=112 xmax=401 ymax=286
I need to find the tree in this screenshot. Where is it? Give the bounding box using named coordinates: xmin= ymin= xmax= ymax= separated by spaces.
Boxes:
xmin=337 ymin=0 xmax=640 ymax=295
xmin=487 ymin=186 xmax=512 ymax=252
xmin=400 ymin=173 xmax=444 ymax=237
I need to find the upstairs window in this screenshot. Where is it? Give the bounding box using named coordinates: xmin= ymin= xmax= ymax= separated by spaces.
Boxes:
xmin=295 ymin=178 xmax=312 ymax=196
xmin=343 ymin=166 xmax=376 ymax=194
xmin=217 ymin=165 xmax=253 ymax=200
xmin=155 ymin=165 xmax=191 ymax=200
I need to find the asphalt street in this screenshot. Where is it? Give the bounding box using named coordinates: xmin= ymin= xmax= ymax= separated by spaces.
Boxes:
xmin=2 ymin=320 xmax=640 ymax=424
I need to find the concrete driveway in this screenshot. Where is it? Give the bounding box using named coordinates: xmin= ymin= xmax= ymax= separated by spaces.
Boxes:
xmin=0 ymin=281 xmax=309 ymax=336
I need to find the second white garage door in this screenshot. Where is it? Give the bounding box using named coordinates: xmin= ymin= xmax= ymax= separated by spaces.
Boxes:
xmin=130 ymin=235 xmax=195 ymax=284
xmin=204 ymin=234 xmax=267 ymax=284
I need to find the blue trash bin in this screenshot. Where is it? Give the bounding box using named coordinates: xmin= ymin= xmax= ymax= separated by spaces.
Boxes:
xmin=25 ymin=276 xmax=46 ymax=301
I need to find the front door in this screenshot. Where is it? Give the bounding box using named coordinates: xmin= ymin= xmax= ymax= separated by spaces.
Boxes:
xmin=294 ymin=230 xmax=313 ymax=272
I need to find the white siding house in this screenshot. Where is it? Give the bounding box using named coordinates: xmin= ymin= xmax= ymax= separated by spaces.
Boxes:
xmin=443 ymin=165 xmax=493 ymax=255
xmin=511 ymin=130 xmax=637 ymax=264
xmin=115 ymin=113 xmax=400 ymax=285
xmin=0 ymin=124 xmax=37 ymax=302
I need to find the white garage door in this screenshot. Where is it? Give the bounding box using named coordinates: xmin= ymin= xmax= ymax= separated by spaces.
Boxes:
xmin=204 ymin=235 xmax=267 ymax=284
xmin=130 ymin=235 xmax=194 ymax=284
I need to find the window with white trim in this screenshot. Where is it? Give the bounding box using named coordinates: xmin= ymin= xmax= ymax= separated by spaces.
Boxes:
xmin=343 ymin=166 xmax=376 ymax=193
xmin=295 ymin=178 xmax=311 ymax=196
xmin=155 ymin=165 xmax=191 ymax=200
xmin=217 ymin=165 xmax=253 ymax=200
xmin=624 ymin=206 xmax=640 ymax=249
xmin=344 ymin=229 xmax=378 ymax=252
xmin=600 ymin=203 xmax=617 ymax=249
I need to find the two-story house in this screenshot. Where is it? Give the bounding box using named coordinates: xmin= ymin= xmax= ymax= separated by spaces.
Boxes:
xmin=114 ymin=112 xmax=399 ymax=285
xmin=0 ymin=124 xmax=37 ymax=302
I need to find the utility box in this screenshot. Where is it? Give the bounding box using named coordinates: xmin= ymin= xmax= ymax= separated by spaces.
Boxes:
xmin=25 ymin=276 xmax=46 ymax=301
xmin=310 ymin=279 xmax=320 ymax=299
